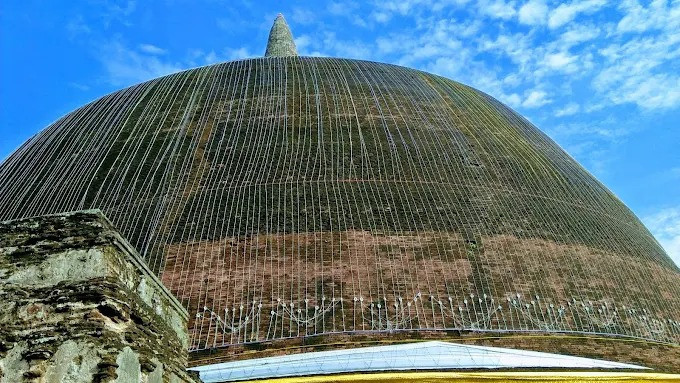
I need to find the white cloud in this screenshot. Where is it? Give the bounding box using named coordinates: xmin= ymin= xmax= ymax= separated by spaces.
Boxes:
xmin=352 ymin=17 xmax=370 ymax=28
xmin=479 ymin=0 xmax=517 ymax=20
xmin=203 ymin=51 xmax=219 ymax=65
xmin=103 ymin=0 xmax=136 ymax=17
xmin=608 ymin=74 xmax=680 ymax=109
xmin=186 ymin=49 xmax=225 ymax=67
xmin=138 ymin=43 xmax=166 ymax=55
xmin=327 ymin=1 xmax=347 ymax=15
xmin=503 ymin=93 xmax=522 ymax=107
xmin=368 ymin=0 xmax=448 ymax=22
xmin=544 ymin=51 xmax=577 ymax=71
xmin=226 ymin=47 xmax=256 ymax=61
xmin=99 ymin=41 xmax=182 ymax=86
xmin=371 ymin=11 xmax=391 ymax=23
xmin=380 ymin=0 xmax=419 ymax=15
xmin=297 ymin=31 xmax=372 ymax=59
xmin=294 ymin=35 xmax=312 ymax=53
xmin=375 ymin=17 xmax=474 ymax=69
xmin=518 ymin=0 xmax=548 ymax=25
xmin=326 ymin=2 xmax=369 ymax=27
xmin=323 ymin=33 xmax=372 ymax=59
xmin=522 ymin=90 xmax=552 ymax=108
xmin=372 ymin=0 xmax=469 ymax=18
xmin=550 ymin=115 xmax=632 ymax=140
xmin=548 ymin=0 xmax=608 ymax=29
xmin=479 ymin=33 xmax=534 ymax=67
xmin=555 ymin=102 xmax=579 ymax=116
xmin=98 ymin=0 xmax=136 ymax=28
xmin=643 ymin=207 xmax=680 ymax=267
xmin=503 ymin=73 xmax=522 ymax=87
xmin=594 ymin=33 xmax=680 ymax=109
xmin=616 ymin=0 xmax=677 ymax=34
xmin=376 ymin=36 xmax=401 ymax=54
xmin=558 ymin=24 xmax=601 ymax=46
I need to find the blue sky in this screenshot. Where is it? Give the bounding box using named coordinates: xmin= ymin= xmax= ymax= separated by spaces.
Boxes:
xmin=1 ymin=0 xmax=679 ymax=265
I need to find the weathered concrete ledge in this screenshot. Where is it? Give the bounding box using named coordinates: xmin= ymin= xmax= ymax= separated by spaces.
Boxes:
xmin=0 ymin=210 xmax=200 ymax=382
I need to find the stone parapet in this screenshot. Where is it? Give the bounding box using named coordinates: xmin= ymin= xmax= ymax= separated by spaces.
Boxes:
xmin=0 ymin=210 xmax=199 ymax=382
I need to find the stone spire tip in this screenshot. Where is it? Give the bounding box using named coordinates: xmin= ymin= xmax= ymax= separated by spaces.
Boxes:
xmin=265 ymin=13 xmax=298 ymax=57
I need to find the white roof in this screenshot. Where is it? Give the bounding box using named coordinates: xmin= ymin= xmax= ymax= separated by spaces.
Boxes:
xmin=190 ymin=340 xmax=647 ymax=382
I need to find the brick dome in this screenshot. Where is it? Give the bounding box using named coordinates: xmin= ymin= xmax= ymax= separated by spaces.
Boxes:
xmin=1 ymin=18 xmax=679 ymax=372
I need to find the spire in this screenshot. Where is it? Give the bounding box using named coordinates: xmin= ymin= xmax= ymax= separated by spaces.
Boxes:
xmin=265 ymin=13 xmax=298 ymax=57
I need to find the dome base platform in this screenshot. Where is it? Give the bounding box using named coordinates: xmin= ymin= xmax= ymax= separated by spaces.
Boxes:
xmin=211 ymin=371 xmax=680 ymax=383
xmin=188 ymin=331 xmax=680 ymax=373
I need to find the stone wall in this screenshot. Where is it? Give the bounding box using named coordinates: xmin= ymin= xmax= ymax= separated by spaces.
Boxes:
xmin=0 ymin=210 xmax=200 ymax=382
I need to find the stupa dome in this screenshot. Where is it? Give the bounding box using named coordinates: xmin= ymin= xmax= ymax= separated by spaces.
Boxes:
xmin=1 ymin=13 xmax=678 ymax=375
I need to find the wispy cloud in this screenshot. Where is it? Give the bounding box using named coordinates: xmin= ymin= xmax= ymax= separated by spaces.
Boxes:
xmin=548 ymin=0 xmax=608 ymax=29
xmin=226 ymin=47 xmax=257 ymax=61
xmin=616 ymin=0 xmax=678 ymax=34
xmin=643 ymin=207 xmax=680 ymax=267
xmin=594 ymin=32 xmax=680 ymax=110
xmin=138 ymin=43 xmax=167 ymax=55
xmin=555 ymin=102 xmax=580 ymax=117
xmin=558 ymin=24 xmax=601 ymax=47
xmin=327 ymin=1 xmax=369 ymax=27
xmin=543 ymin=51 xmax=578 ymax=72
xmin=547 ymin=114 xmax=633 ymax=141
xmin=66 ymin=15 xmax=91 ymax=38
xmin=98 ymin=0 xmax=137 ymax=28
xmin=523 ymin=90 xmax=552 ymax=108
xmin=479 ymin=0 xmax=517 ymax=20
xmin=186 ymin=49 xmax=224 ymax=66
xmin=68 ymin=82 xmax=90 ymax=91
xmin=518 ymin=0 xmax=548 ymax=25
xmin=98 ymin=40 xmax=182 ymax=86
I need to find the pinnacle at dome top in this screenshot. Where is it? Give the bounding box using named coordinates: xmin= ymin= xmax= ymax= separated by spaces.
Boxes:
xmin=0 ymin=14 xmax=679 ymax=367
xmin=265 ymin=13 xmax=298 ymax=57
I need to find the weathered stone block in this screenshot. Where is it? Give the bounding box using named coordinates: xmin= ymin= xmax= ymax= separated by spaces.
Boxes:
xmin=0 ymin=210 xmax=200 ymax=382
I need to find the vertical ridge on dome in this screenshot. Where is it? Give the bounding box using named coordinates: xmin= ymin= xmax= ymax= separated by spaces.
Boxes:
xmin=265 ymin=13 xmax=298 ymax=57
